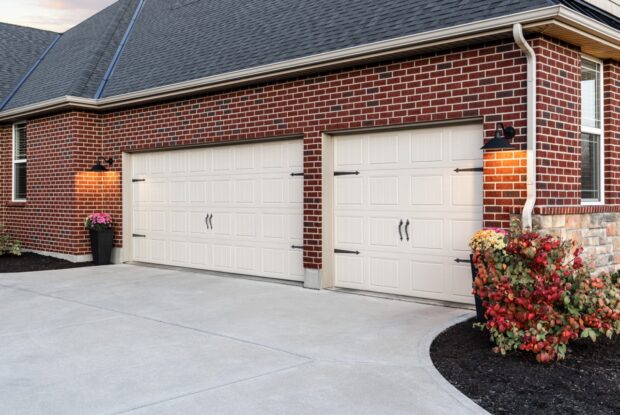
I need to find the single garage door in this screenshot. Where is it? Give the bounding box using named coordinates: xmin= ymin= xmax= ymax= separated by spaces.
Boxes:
xmin=130 ymin=139 xmax=305 ymax=281
xmin=333 ymin=124 xmax=483 ymax=303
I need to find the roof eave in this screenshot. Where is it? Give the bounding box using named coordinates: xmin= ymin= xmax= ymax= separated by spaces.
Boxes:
xmin=3 ymin=4 xmax=620 ymax=123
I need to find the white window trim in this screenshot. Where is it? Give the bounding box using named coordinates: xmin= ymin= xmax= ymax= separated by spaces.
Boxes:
xmin=12 ymin=122 xmax=27 ymax=203
xmin=581 ymin=55 xmax=605 ymax=206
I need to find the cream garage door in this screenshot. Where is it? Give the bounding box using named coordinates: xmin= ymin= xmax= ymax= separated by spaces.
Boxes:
xmin=334 ymin=124 xmax=483 ymax=303
xmin=131 ymin=140 xmax=305 ymax=281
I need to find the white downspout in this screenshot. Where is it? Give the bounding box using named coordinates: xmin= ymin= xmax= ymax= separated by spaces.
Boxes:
xmin=513 ymin=23 xmax=537 ymax=230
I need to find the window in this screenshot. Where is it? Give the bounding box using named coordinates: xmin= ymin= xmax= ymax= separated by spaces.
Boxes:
xmin=12 ymin=123 xmax=27 ymax=201
xmin=581 ymin=58 xmax=603 ymax=203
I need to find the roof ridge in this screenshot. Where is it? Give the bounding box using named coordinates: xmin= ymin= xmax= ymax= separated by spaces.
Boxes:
xmin=67 ymin=0 xmax=138 ymax=98
xmin=95 ymin=0 xmax=147 ymax=99
xmin=0 ymin=34 xmax=61 ymax=111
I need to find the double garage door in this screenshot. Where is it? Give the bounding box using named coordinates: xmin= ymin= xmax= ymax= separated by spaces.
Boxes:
xmin=129 ymin=123 xmax=482 ymax=303
xmin=130 ymin=140 xmax=305 ymax=281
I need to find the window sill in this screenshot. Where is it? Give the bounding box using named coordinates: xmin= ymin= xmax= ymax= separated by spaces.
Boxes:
xmin=7 ymin=201 xmax=27 ymax=207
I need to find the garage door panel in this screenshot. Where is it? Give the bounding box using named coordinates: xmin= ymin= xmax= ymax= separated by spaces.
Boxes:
xmin=410 ymin=219 xmax=443 ymax=250
xmin=212 ymin=147 xmax=233 ymax=171
xmin=411 ymin=130 xmax=444 ymax=162
xmin=150 ymin=211 xmax=166 ymax=232
xmin=212 ymin=180 xmax=231 ymax=204
xmin=335 ymin=124 xmax=481 ymax=303
xmin=410 ymin=175 xmax=443 ymax=206
xmin=369 ymin=217 xmax=399 ymax=248
xmin=169 ymin=211 xmax=187 ymax=234
xmin=234 ymin=179 xmax=256 ymax=204
xmin=335 ymin=216 xmax=364 ymax=245
xmin=451 ymin=127 xmax=484 ymax=161
xmin=335 ymin=256 xmax=364 ymax=286
xmin=169 ymin=151 xmax=188 ymax=173
xmin=234 ymin=146 xmax=255 ymax=170
xmin=369 ymin=258 xmax=400 ymax=289
xmin=369 ymin=134 xmax=400 ymax=165
xmin=452 ymin=174 xmax=483 ymax=207
xmin=452 ymin=219 xmax=481 ymax=252
xmin=335 ymin=136 xmax=364 ymax=167
xmin=289 ymin=214 xmax=303 ymax=242
xmin=336 ymin=177 xmax=363 ymax=206
xmin=131 ymin=140 xmax=304 ymax=281
xmin=410 ymin=260 xmax=444 ymax=294
xmin=288 ymin=250 xmax=305 ymax=278
xmin=189 ymin=150 xmax=207 ymax=172
xmin=369 ymin=176 xmax=399 ymax=206
xmin=149 ymin=152 xmax=168 ymax=174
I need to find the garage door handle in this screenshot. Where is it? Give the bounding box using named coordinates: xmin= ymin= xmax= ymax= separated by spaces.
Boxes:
xmin=405 ymin=220 xmax=410 ymax=242
xmin=398 ymin=219 xmax=404 ymax=241
xmin=208 ymin=214 xmax=213 ymax=230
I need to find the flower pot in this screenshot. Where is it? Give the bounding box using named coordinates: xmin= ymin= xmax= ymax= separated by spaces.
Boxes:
xmin=89 ymin=228 xmax=114 ymax=265
xmin=470 ymin=254 xmax=486 ymax=322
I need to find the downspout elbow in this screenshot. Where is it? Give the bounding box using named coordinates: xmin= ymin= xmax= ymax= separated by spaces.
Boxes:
xmin=513 ymin=23 xmax=537 ymax=230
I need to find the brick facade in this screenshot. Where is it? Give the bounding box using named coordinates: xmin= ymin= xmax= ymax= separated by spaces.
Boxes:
xmin=0 ymin=35 xmax=618 ymax=271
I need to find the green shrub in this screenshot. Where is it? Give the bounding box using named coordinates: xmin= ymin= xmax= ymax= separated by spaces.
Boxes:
xmin=471 ymin=227 xmax=620 ymax=363
xmin=0 ymin=225 xmax=21 ymax=256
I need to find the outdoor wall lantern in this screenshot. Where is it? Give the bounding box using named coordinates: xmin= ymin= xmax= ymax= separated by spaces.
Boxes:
xmin=90 ymin=157 xmax=114 ymax=172
xmin=481 ymin=123 xmax=516 ymax=150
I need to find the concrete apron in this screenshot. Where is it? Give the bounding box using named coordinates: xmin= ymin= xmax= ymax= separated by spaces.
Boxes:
xmin=0 ymin=264 xmax=488 ymax=415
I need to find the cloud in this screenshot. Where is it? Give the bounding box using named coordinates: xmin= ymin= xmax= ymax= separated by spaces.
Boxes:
xmin=38 ymin=0 xmax=116 ymax=11
xmin=0 ymin=0 xmax=117 ymax=32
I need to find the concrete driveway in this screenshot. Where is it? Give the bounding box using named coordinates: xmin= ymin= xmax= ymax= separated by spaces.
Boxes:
xmin=0 ymin=264 xmax=484 ymax=415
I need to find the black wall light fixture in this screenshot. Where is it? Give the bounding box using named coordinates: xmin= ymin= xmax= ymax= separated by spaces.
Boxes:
xmin=481 ymin=123 xmax=516 ymax=150
xmin=90 ymin=157 xmax=114 ymax=172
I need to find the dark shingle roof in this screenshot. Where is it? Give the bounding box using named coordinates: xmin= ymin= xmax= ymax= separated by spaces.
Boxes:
xmin=1 ymin=0 xmax=619 ymax=111
xmin=0 ymin=23 xmax=58 ymax=106
xmin=101 ymin=0 xmax=559 ymax=98
xmin=3 ymin=0 xmax=139 ymax=110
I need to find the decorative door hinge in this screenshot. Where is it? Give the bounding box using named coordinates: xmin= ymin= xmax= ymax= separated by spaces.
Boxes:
xmin=290 ymin=172 xmax=305 ymax=177
xmin=335 ymin=249 xmax=360 ymax=255
xmin=132 ymin=178 xmax=146 ymax=182
xmin=454 ymin=258 xmax=472 ymax=264
xmin=291 ymin=245 xmax=304 ymax=250
xmin=132 ymin=234 xmax=146 ymax=238
xmin=334 ymin=171 xmax=360 ymax=176
xmin=454 ymin=167 xmax=483 ymax=173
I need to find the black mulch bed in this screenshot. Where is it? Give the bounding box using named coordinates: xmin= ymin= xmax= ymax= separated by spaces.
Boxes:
xmin=431 ymin=318 xmax=620 ymax=415
xmin=0 ymin=253 xmax=92 ymax=273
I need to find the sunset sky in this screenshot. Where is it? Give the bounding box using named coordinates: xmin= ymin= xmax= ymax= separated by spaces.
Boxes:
xmin=0 ymin=0 xmax=117 ymax=32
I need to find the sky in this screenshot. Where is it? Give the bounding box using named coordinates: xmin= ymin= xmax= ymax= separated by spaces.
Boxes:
xmin=0 ymin=0 xmax=117 ymax=32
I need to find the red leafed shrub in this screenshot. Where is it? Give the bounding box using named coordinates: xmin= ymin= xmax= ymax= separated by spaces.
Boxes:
xmin=471 ymin=227 xmax=620 ymax=363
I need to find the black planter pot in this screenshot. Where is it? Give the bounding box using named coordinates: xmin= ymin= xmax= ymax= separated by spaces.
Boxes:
xmin=470 ymin=254 xmax=486 ymax=322
xmin=89 ymin=228 xmax=114 ymax=265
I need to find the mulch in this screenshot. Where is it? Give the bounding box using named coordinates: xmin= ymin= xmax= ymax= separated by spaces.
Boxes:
xmin=430 ymin=318 xmax=620 ymax=415
xmin=0 ymin=253 xmax=93 ymax=273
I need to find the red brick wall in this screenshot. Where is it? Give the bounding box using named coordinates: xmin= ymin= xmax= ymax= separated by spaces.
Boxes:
xmin=0 ymin=112 xmax=103 ymax=255
xmin=483 ymin=150 xmax=527 ymax=228
xmin=605 ymin=61 xmax=620 ymax=206
xmin=534 ymin=37 xmax=582 ymax=209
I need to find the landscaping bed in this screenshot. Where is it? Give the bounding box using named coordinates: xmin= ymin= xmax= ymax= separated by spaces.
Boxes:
xmin=431 ymin=318 xmax=620 ymax=415
xmin=0 ymin=253 xmax=92 ymax=273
